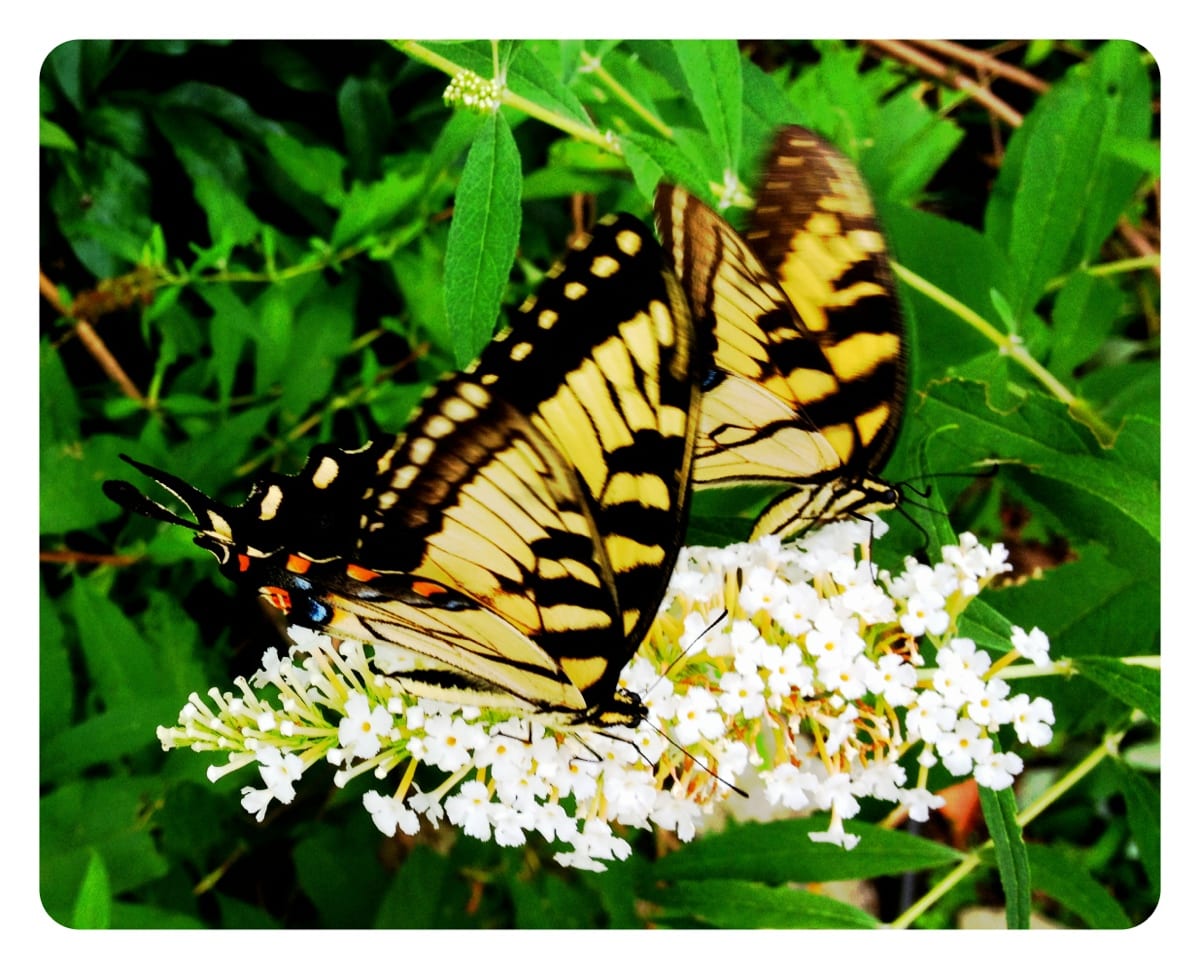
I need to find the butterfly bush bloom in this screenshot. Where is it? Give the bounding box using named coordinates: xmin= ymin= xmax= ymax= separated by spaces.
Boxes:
xmin=157 ymin=520 xmax=1055 ymax=868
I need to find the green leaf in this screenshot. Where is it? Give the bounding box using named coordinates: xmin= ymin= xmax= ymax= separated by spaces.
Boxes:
xmin=374 ymin=846 xmax=451 ymax=928
xmin=40 ymin=336 xmax=81 ymax=446
xmin=193 ymin=174 xmax=260 ymax=249
xmin=671 ymin=41 xmax=744 ymax=176
xmin=1073 ymin=41 xmax=1155 ymax=259
xmin=739 ymin=57 xmax=794 ymax=162
xmin=657 ymin=878 xmax=878 ymax=929
xmin=250 ymin=284 xmax=296 ymax=395
xmin=40 ymin=581 xmax=74 ymax=736
xmin=1026 ymin=844 xmax=1132 ymax=928
xmin=882 ymin=204 xmax=1008 ymax=388
xmin=40 ymin=115 xmax=77 ymax=150
xmin=985 ymin=41 xmax=1153 ymax=324
xmin=979 ymin=785 xmax=1031 ymax=928
xmin=41 ymin=700 xmax=179 ymax=783
xmin=443 ymin=112 xmax=522 ymax=366
xmin=41 ymin=778 xmax=170 ymax=923
xmin=278 ymin=284 xmax=356 ymax=418
xmin=70 ymin=852 xmax=113 ymax=929
xmin=1072 ymin=657 xmax=1160 ymax=723
xmin=338 ymin=75 xmax=392 ymax=180
xmin=294 ymin=823 xmax=391 ymax=927
xmin=1048 ymin=271 xmax=1123 ymax=375
xmin=42 ymin=432 xmax=140 ymax=533
xmin=510 ymin=868 xmax=593 ymax=928
xmin=914 ymin=381 xmax=1159 ymax=574
xmin=653 ymin=817 xmax=962 ymax=883
xmin=68 ymin=574 xmax=163 ymax=706
xmin=620 ymin=131 xmax=710 ymax=202
xmin=265 ymin=130 xmax=346 ymax=206
xmin=199 ymin=284 xmax=255 ymax=405
xmin=46 ymin=143 xmax=153 ymax=277
xmin=330 ymin=169 xmax=424 ymax=250
xmin=865 ymin=91 xmax=964 ymax=203
xmin=158 ymin=79 xmax=282 ymax=140
xmin=1112 ymin=758 xmax=1161 ymax=895
xmin=110 ymin=902 xmax=208 ymax=929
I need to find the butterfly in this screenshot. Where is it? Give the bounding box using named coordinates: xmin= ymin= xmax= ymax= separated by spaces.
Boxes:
xmin=106 ymin=213 xmax=701 ymax=729
xmin=655 ymin=125 xmax=906 ymax=540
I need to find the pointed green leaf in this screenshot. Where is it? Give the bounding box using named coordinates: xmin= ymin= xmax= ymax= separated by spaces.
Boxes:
xmin=653 ymin=816 xmax=961 ymax=883
xmin=70 ymin=852 xmax=113 ymax=929
xmin=979 ymin=785 xmax=1031 ymax=928
xmin=1072 ymin=657 xmax=1159 ymax=723
xmin=657 ymin=878 xmax=879 ymax=929
xmin=1112 ymin=758 xmax=1160 ymax=895
xmin=1026 ymin=843 xmax=1132 ymax=928
xmin=671 ymin=40 xmax=743 ymax=175
xmin=444 ymin=112 xmax=522 ymax=366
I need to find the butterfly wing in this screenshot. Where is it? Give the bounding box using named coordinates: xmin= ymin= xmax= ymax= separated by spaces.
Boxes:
xmin=107 ymin=214 xmax=699 ymax=725
xmin=654 ymin=125 xmax=905 ymax=539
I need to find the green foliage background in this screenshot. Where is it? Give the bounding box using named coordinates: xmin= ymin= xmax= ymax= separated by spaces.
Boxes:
xmin=40 ymin=40 xmax=1159 ymax=929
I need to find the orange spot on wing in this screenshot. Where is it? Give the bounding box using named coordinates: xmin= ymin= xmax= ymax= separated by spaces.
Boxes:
xmin=261 ymin=587 xmax=291 ymax=613
xmin=346 ymin=563 xmax=380 ymax=582
xmin=411 ymin=579 xmax=447 ymax=598
xmin=286 ymin=554 xmax=312 ymax=574
xmin=237 ymin=553 xmax=251 ymax=573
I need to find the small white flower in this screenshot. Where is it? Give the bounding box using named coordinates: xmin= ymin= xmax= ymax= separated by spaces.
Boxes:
xmin=808 ymin=813 xmax=861 ymax=850
xmin=900 ymin=590 xmax=950 ymax=637
xmin=898 ymin=787 xmax=946 ymax=823
xmin=338 ymin=693 xmax=394 ymax=760
xmin=935 ymin=719 xmax=994 ymax=776
xmin=718 ymin=670 xmax=767 ymax=718
xmin=866 ymin=652 xmax=918 ymax=707
xmin=671 ymin=686 xmax=726 ymax=746
xmin=763 ymin=643 xmax=814 ymax=700
xmin=650 ymin=790 xmax=703 ymax=841
xmin=412 ymin=714 xmax=486 ymax=772
xmin=811 ymin=772 xmax=861 ymax=819
xmin=966 ymin=678 xmax=1013 ymax=730
xmin=1009 ymin=693 xmax=1056 ymax=746
xmin=762 ymin=763 xmax=817 ymax=810
xmin=906 ymin=690 xmax=957 ymax=744
xmin=240 ymin=786 xmax=275 ymax=822
xmin=256 ymin=745 xmax=304 ymax=802
xmin=974 ymin=750 xmax=1024 ymax=790
xmin=931 ymin=642 xmax=988 ymax=708
xmin=1011 ymin=625 xmax=1052 ymax=667
xmin=364 ymin=790 xmax=421 ymax=837
xmin=445 ymin=780 xmax=494 ymax=840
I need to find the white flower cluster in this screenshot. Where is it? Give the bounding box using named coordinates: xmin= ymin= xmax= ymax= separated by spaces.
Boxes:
xmin=157 ymin=520 xmax=1056 ymax=867
xmin=442 ymin=70 xmax=503 ymax=114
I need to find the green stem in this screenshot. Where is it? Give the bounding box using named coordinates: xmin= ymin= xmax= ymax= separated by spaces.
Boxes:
xmin=889 ymin=725 xmax=1127 ymax=929
xmin=579 ymin=50 xmax=673 ymax=138
xmin=890 ymin=260 xmax=1117 ymax=446
xmin=395 ymin=40 xmax=617 ymax=154
xmin=1045 ymin=254 xmax=1161 ymax=292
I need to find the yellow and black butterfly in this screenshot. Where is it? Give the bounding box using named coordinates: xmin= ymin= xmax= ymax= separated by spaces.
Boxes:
xmin=106 ymin=214 xmax=700 ymax=729
xmin=655 ymin=125 xmax=906 ymax=540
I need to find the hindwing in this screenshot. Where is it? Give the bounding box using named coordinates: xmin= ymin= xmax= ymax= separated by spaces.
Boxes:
xmin=655 ymin=125 xmax=906 ymax=539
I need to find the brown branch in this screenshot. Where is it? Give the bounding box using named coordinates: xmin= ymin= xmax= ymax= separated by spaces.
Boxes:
xmin=1118 ymin=215 xmax=1161 ymax=279
xmin=909 ymin=39 xmax=1050 ymax=94
xmin=40 ymin=549 xmax=141 ymax=567
xmin=40 ymin=268 xmax=148 ymax=405
xmin=865 ymin=39 xmax=1025 ymax=129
